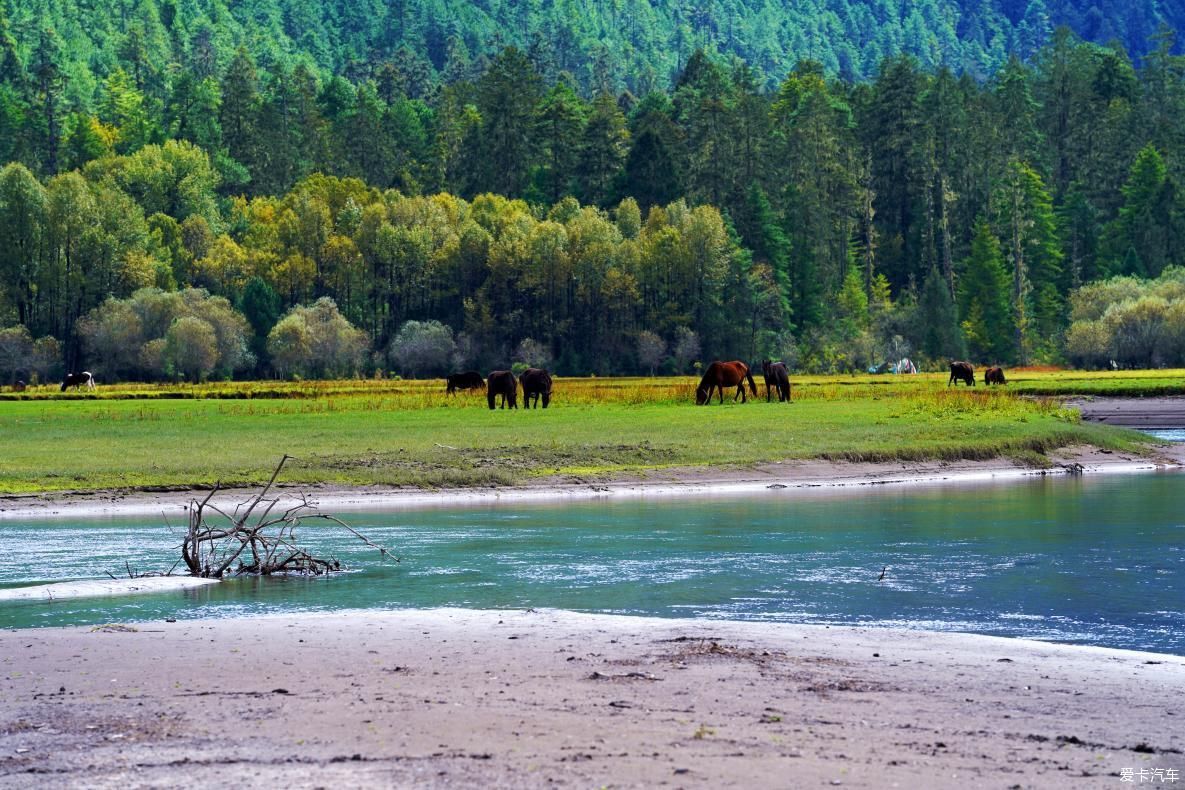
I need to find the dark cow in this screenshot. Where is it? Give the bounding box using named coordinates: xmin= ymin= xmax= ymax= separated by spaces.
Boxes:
xmin=761 ymin=360 xmax=791 ymax=402
xmin=984 ymin=366 xmax=1007 ymax=386
xmin=487 ymin=370 xmax=518 ymax=410
xmin=12 ymin=380 xmax=26 ymax=393
xmin=948 ymin=361 xmax=975 ymax=387
xmin=446 ymin=370 xmax=484 ymax=395
xmin=61 ymin=371 xmax=95 ymax=392
xmin=520 ymin=368 xmax=553 ymax=409
xmin=696 ymin=361 xmax=757 ymax=405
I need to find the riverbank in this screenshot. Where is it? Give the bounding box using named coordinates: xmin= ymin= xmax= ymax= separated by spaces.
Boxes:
xmin=1073 ymin=395 xmax=1185 ymax=427
xmin=1 ymin=441 xmax=1181 ymax=521
xmin=1 ymin=608 xmax=1181 ymax=788
xmin=0 ymin=383 xmax=1148 ymax=495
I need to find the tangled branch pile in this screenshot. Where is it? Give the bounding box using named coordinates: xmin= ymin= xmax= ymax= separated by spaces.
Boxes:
xmin=182 ymin=455 xmax=397 ymax=578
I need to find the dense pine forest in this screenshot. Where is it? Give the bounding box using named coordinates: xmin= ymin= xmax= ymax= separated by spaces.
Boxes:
xmin=4 ymin=0 xmax=1179 ymax=93
xmin=3 ymin=3 xmax=1185 ymax=379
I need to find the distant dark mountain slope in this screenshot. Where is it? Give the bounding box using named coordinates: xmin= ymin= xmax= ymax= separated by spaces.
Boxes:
xmin=2 ymin=0 xmax=1180 ymax=96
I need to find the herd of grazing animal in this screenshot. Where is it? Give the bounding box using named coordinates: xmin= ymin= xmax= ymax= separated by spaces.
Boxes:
xmin=479 ymin=368 xmax=554 ymax=409
xmin=456 ymin=359 xmax=793 ymax=409
xmin=693 ymin=360 xmax=793 ymax=405
xmin=948 ymin=361 xmax=1008 ymax=387
xmin=9 ymin=362 xmax=1008 ymax=400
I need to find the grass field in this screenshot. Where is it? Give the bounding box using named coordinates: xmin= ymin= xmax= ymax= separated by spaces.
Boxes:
xmin=0 ymin=370 xmax=1159 ymax=494
xmin=5 ymin=367 xmax=1185 ymax=402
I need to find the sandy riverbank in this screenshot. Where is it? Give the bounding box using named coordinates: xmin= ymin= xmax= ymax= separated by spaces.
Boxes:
xmin=1 ymin=608 xmax=1181 ymax=788
xmin=2 ymin=442 xmax=1182 ymax=522
xmin=1072 ymin=395 xmax=1185 ymax=427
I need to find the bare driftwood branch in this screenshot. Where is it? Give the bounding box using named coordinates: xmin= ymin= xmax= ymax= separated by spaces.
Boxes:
xmin=181 ymin=457 xmax=399 ymax=578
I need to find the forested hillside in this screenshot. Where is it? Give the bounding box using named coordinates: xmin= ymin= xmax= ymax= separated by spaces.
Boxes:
xmin=3 ymin=3 xmax=1185 ymax=380
xmin=3 ymin=0 xmax=1178 ymax=97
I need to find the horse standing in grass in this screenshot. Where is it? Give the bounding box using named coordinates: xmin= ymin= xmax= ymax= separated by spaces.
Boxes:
xmin=761 ymin=360 xmax=791 ymax=402
xmin=948 ymin=361 xmax=975 ymax=387
xmin=695 ymin=361 xmax=757 ymax=405
xmin=487 ymin=370 xmax=518 ymax=409
xmin=520 ymin=368 xmax=553 ymax=409
xmin=446 ymin=371 xmax=484 ymax=395
xmin=984 ymin=366 xmax=1006 ymax=385
xmin=61 ymin=371 xmax=95 ymax=392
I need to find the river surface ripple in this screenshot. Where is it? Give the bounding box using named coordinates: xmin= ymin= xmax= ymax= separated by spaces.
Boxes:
xmin=1 ymin=472 xmax=1183 ymax=655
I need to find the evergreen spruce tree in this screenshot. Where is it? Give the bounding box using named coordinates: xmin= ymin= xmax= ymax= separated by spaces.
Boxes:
xmin=958 ymin=221 xmax=1016 ymax=363
xmin=737 ymin=184 xmax=792 ymax=319
xmin=917 ymin=265 xmax=965 ymax=361
xmin=620 ymin=128 xmax=680 ymax=211
xmin=994 ymin=160 xmax=1063 ymax=359
xmin=1100 ymin=144 xmax=1177 ymax=278
xmin=220 ymin=47 xmax=261 ymax=187
xmin=534 ymin=78 xmax=586 ymax=204
xmin=31 ymin=27 xmax=66 ymax=175
xmin=475 ymin=47 xmax=542 ymax=197
xmin=575 ymin=91 xmax=628 ymax=207
xmin=783 ymin=183 xmax=825 ymax=335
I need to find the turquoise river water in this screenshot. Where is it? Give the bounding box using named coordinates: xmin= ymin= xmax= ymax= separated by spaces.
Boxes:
xmin=1 ymin=472 xmax=1183 ymax=654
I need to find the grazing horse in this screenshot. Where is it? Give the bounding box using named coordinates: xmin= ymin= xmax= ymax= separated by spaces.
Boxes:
xmin=61 ymin=371 xmax=95 ymax=392
xmin=948 ymin=361 xmax=975 ymax=387
xmin=12 ymin=380 xmax=26 ymax=393
xmin=761 ymin=360 xmax=791 ymax=402
xmin=520 ymin=368 xmax=553 ymax=409
xmin=446 ymin=370 xmax=485 ymax=395
xmin=695 ymin=361 xmax=757 ymax=405
xmin=984 ymin=366 xmax=1007 ymax=386
xmin=486 ymin=370 xmax=518 ymax=410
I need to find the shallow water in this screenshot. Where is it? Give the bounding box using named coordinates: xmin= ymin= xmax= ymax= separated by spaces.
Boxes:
xmin=1 ymin=473 xmax=1183 ymax=654
xmin=1146 ymin=428 xmax=1185 ymax=442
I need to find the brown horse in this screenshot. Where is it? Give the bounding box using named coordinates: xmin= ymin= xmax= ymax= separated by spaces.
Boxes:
xmin=487 ymin=370 xmax=517 ymax=409
xmin=948 ymin=361 xmax=975 ymax=387
xmin=761 ymin=360 xmax=791 ymax=402
xmin=696 ymin=361 xmax=757 ymax=405
xmin=520 ymin=368 xmax=552 ymax=409
xmin=984 ymin=366 xmax=1006 ymax=385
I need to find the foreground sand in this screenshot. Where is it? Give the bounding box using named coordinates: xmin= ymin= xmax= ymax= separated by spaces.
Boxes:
xmin=1 ymin=609 xmax=1182 ymax=788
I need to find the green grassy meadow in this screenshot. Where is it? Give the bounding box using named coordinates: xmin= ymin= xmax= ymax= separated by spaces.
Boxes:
xmin=3 ymin=366 xmax=1184 ymax=403
xmin=0 ymin=370 xmax=1161 ymax=494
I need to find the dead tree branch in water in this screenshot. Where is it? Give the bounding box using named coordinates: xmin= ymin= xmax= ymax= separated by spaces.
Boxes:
xmin=182 ymin=455 xmax=398 ymax=578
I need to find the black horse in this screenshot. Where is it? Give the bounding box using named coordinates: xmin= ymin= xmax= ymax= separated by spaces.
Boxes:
xmin=446 ymin=370 xmax=484 ymax=395
xmin=520 ymin=368 xmax=553 ymax=409
xmin=487 ymin=370 xmax=518 ymax=409
xmin=61 ymin=371 xmax=95 ymax=392
xmin=761 ymin=360 xmax=791 ymax=402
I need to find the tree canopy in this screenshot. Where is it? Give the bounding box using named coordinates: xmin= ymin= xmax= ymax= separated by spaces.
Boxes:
xmin=5 ymin=23 xmax=1185 ymax=376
